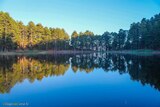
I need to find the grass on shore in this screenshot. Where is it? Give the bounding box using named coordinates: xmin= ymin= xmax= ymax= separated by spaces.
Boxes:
xmin=0 ymin=50 xmax=93 ymax=55
xmin=107 ymin=49 xmax=160 ymax=56
xmin=0 ymin=49 xmax=159 ymax=56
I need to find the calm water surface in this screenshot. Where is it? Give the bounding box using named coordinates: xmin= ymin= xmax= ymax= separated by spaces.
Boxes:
xmin=0 ymin=53 xmax=160 ymax=107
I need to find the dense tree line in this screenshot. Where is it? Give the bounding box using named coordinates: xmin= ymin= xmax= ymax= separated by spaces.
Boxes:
xmin=71 ymin=13 xmax=160 ymax=51
xmin=0 ymin=11 xmax=160 ymax=51
xmin=71 ymin=30 xmax=128 ymax=51
xmin=0 ymin=12 xmax=70 ymax=51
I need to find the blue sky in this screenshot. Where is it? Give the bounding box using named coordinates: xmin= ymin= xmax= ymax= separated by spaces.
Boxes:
xmin=0 ymin=0 xmax=160 ymax=35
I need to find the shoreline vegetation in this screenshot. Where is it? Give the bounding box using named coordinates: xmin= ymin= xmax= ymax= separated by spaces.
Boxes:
xmin=0 ymin=49 xmax=160 ymax=56
xmin=0 ymin=11 xmax=160 ymax=53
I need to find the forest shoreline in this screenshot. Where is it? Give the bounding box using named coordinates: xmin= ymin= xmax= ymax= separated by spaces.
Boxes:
xmin=1 ymin=12 xmax=160 ymax=52
xmin=0 ymin=50 xmax=93 ymax=55
xmin=0 ymin=49 xmax=160 ymax=56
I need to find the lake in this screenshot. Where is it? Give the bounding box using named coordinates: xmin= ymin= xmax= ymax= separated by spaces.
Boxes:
xmin=0 ymin=53 xmax=160 ymax=107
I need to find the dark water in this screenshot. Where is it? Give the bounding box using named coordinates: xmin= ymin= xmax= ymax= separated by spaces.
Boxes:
xmin=0 ymin=53 xmax=160 ymax=107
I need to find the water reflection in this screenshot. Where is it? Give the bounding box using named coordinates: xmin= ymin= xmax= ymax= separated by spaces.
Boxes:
xmin=0 ymin=53 xmax=160 ymax=93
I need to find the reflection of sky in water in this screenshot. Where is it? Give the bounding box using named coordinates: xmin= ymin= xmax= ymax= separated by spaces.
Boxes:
xmin=0 ymin=66 xmax=160 ymax=107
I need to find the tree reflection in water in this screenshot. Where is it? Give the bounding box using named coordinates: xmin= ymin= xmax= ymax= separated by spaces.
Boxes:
xmin=0 ymin=53 xmax=160 ymax=93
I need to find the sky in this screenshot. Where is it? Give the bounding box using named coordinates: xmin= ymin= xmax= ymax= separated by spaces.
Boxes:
xmin=0 ymin=0 xmax=160 ymax=35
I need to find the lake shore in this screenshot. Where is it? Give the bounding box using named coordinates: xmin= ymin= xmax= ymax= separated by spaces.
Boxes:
xmin=106 ymin=50 xmax=160 ymax=55
xmin=0 ymin=49 xmax=160 ymax=55
xmin=0 ymin=50 xmax=93 ymax=55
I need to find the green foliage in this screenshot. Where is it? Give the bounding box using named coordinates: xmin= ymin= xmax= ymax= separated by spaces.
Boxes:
xmin=0 ymin=12 xmax=70 ymax=51
xmin=0 ymin=11 xmax=160 ymax=51
xmin=71 ymin=13 xmax=160 ymax=51
xmin=0 ymin=11 xmax=20 ymax=51
xmin=126 ymin=14 xmax=160 ymax=50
